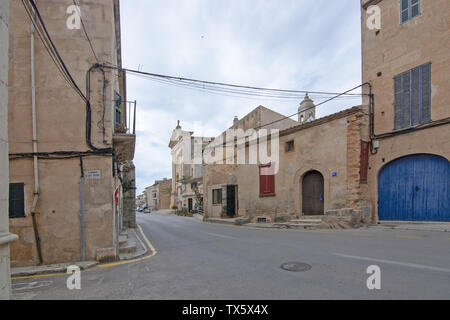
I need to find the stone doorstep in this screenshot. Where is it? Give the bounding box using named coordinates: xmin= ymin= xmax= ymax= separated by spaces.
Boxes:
xmin=11 ymin=261 xmax=98 ymax=277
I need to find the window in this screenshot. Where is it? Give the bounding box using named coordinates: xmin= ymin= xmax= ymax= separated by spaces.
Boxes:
xmin=285 ymin=140 xmax=295 ymax=153
xmin=394 ymin=62 xmax=431 ymax=130
xmin=259 ymin=164 xmax=275 ymax=196
xmin=191 ymin=182 xmax=198 ymax=190
xmin=212 ymin=189 xmax=222 ymax=205
xmin=9 ymin=183 xmax=25 ymax=218
xmin=114 ymin=90 xmax=122 ymax=128
xmin=401 ymin=0 xmax=420 ymax=24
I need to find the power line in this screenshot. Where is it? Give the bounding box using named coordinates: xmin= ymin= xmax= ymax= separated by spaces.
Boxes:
xmin=254 ymin=83 xmax=370 ymax=129
xmin=72 ymin=0 xmax=100 ymax=63
xmin=102 ymin=64 xmax=366 ymax=98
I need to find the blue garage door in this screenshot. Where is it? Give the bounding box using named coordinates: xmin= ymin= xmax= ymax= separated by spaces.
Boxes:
xmin=378 ymin=154 xmax=450 ymax=221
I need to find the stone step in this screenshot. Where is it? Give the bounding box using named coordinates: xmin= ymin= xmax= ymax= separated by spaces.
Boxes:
xmin=273 ymin=222 xmax=322 ymax=230
xmin=290 ymin=219 xmax=323 ymax=224
xmin=119 ymin=242 xmax=137 ymax=254
xmin=299 ymin=215 xmax=325 ymax=220
xmin=119 ymin=235 xmax=128 ymax=245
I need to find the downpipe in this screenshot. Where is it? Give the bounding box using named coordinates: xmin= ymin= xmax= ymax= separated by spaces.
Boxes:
xmin=30 ymin=6 xmax=43 ymax=265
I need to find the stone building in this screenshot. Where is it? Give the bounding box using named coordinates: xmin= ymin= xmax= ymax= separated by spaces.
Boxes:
xmin=0 ymin=0 xmax=18 ymax=300
xmin=361 ymin=0 xmax=449 ymax=222
xmin=145 ymin=178 xmax=172 ymax=211
xmin=203 ymin=99 xmax=371 ymax=223
xmin=7 ymin=0 xmax=135 ymax=266
xmin=169 ymin=121 xmax=214 ymax=212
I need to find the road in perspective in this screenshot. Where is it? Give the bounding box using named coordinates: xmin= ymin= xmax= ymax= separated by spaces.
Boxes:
xmin=11 ymin=211 xmax=450 ymax=300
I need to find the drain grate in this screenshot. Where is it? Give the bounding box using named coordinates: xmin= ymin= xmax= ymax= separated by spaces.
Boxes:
xmin=280 ymin=262 xmax=312 ymax=272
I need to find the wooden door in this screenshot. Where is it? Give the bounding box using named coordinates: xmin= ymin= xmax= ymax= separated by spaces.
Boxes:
xmin=302 ymin=171 xmax=324 ymax=215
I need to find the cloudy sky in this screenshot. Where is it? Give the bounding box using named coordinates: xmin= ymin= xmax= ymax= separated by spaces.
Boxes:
xmin=119 ymin=0 xmax=363 ymax=194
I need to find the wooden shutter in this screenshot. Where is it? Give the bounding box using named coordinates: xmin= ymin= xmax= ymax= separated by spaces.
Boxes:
xmin=259 ymin=165 xmax=275 ymax=196
xmin=394 ymin=75 xmax=403 ymax=130
xmin=411 ymin=67 xmax=421 ymax=126
xmin=402 ymin=71 xmax=411 ymax=129
xmin=9 ymin=183 xmax=25 ymax=218
xmin=421 ymin=63 xmax=431 ymax=122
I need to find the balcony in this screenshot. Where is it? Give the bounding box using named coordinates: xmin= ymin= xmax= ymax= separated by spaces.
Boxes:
xmin=113 ymin=99 xmax=136 ymax=162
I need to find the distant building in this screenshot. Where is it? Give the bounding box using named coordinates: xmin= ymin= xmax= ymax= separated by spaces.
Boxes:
xmin=169 ymin=121 xmax=213 ymax=213
xmin=361 ymin=0 xmax=449 ymax=222
xmin=145 ymin=179 xmax=172 ymax=211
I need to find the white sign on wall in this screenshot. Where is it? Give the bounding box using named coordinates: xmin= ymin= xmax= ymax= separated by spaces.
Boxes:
xmin=84 ymin=170 xmax=101 ymax=180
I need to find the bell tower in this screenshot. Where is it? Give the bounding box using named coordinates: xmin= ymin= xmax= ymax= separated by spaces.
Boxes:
xmin=298 ymin=93 xmax=316 ymax=123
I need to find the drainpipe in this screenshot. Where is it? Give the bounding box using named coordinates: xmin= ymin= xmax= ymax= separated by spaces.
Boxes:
xmin=79 ymin=155 xmax=85 ymax=261
xmin=30 ymin=4 xmax=43 ymax=265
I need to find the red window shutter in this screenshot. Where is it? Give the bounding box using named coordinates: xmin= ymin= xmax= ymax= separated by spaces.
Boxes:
xmin=259 ymin=165 xmax=275 ymax=195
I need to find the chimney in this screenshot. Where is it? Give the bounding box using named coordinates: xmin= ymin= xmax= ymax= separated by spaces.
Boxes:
xmin=233 ymin=116 xmax=239 ymax=126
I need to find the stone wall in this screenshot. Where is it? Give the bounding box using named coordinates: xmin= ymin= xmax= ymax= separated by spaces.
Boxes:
xmin=204 ymin=107 xmax=369 ymax=222
xmin=8 ymin=0 xmax=121 ymax=266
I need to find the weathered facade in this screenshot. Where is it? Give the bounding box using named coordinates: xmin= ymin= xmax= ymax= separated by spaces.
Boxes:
xmin=361 ymin=0 xmax=450 ymax=221
xmin=8 ymin=0 xmax=135 ymax=266
xmin=0 ymin=0 xmax=18 ymax=300
xmin=169 ymin=122 xmax=213 ymax=212
xmin=203 ymin=102 xmax=370 ymax=222
xmin=145 ymin=178 xmax=172 ymax=211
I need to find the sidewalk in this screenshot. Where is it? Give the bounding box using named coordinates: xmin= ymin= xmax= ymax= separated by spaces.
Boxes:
xmin=11 ymin=261 xmax=98 ymax=278
xmin=372 ymin=221 xmax=450 ymax=233
xmin=11 ymin=225 xmax=152 ymax=278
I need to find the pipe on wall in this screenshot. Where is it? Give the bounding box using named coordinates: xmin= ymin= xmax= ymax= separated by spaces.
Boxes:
xmin=30 ymin=3 xmax=43 ymax=265
xmin=79 ymin=155 xmax=85 ymax=261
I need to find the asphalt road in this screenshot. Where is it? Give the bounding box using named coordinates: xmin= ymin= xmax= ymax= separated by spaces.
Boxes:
xmin=12 ymin=211 xmax=450 ymax=300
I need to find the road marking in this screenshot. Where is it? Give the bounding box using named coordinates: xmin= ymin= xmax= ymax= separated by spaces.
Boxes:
xmin=206 ymin=232 xmax=236 ymax=240
xmin=333 ymin=253 xmax=450 ymax=273
xmin=97 ymin=224 xmax=158 ymax=268
xmin=13 ymin=224 xmax=159 ymax=279
xmin=396 ymin=235 xmax=423 ymax=239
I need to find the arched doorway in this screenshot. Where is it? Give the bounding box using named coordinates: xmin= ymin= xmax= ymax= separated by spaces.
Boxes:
xmin=302 ymin=171 xmax=324 ymax=215
xmin=378 ymin=154 xmax=449 ymax=221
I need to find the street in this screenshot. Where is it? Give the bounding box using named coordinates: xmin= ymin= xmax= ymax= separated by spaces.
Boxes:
xmin=12 ymin=211 xmax=450 ymax=300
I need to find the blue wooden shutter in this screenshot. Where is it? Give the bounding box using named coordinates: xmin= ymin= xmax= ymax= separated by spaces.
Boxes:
xmin=420 ymin=63 xmax=431 ymax=123
xmin=402 ymin=71 xmax=411 ymax=128
xmin=411 ymin=66 xmax=421 ymax=126
xmin=394 ymin=75 xmax=403 ymax=130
